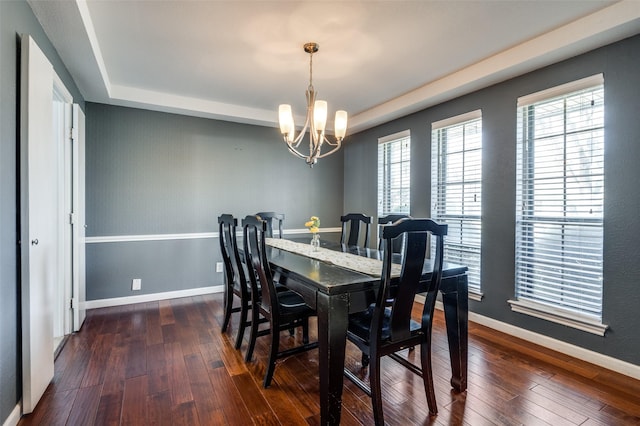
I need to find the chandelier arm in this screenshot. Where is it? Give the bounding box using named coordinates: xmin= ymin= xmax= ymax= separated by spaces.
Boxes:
xmin=288 ymin=86 xmax=315 ymax=150
xmin=316 ymin=142 xmax=342 ymax=159
xmin=284 ymin=140 xmax=308 ymax=160
xmin=308 ymin=131 xmax=323 ymax=161
xmin=290 ymin=112 xmax=311 ymax=149
xmin=305 ymin=87 xmax=321 ymax=163
xmin=321 ymin=134 xmax=343 ymax=147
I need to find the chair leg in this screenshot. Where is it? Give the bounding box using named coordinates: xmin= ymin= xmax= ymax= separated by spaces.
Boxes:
xmin=369 ymin=354 xmax=384 ymax=426
xmin=234 ymin=298 xmax=248 ymax=349
xmin=263 ymin=320 xmax=280 ymax=388
xmin=221 ymin=287 xmax=233 ymax=333
xmin=245 ymin=303 xmax=260 ymax=362
xmin=302 ymin=317 xmax=309 ymax=344
xmin=420 ymin=340 xmax=438 ymax=416
xmin=361 ymin=352 xmax=370 ymax=368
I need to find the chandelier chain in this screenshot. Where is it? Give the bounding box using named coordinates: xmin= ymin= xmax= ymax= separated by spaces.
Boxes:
xmin=308 ymin=52 xmax=314 ymax=90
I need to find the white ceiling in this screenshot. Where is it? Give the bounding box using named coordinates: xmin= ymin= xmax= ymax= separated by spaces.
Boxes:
xmin=28 ymin=0 xmax=640 ymax=134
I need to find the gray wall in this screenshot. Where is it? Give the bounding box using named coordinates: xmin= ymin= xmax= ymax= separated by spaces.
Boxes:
xmin=344 ymin=34 xmax=640 ymax=366
xmin=0 ymin=0 xmax=84 ymax=423
xmin=1 ymin=2 xmax=637 ymax=423
xmin=85 ymin=103 xmax=345 ymax=300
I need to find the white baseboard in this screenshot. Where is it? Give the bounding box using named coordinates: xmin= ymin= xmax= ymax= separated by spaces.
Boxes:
xmin=2 ymin=402 xmax=21 ymax=426
xmin=81 ymin=285 xmax=224 ymax=310
xmin=431 ymin=300 xmax=640 ymax=380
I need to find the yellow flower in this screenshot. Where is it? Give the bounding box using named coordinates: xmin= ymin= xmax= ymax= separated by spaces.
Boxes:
xmin=305 ymin=216 xmax=320 ymax=232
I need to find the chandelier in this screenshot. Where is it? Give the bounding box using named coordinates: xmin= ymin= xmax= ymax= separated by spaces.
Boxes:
xmin=278 ymin=42 xmax=348 ymax=167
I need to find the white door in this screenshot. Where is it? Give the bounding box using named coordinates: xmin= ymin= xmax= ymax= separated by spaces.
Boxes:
xmin=72 ymin=104 xmax=87 ymax=330
xmin=20 ymin=34 xmax=56 ymax=414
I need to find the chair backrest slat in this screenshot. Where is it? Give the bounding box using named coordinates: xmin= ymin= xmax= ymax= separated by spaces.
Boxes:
xmin=218 ymin=214 xmax=249 ymax=299
xmin=218 ymin=214 xmax=237 ymax=284
xmin=243 ymin=215 xmax=277 ymax=312
xmin=340 ymin=213 xmax=372 ymax=248
xmin=255 ymin=211 xmax=285 ymax=239
xmin=377 ymin=214 xmax=410 ymax=252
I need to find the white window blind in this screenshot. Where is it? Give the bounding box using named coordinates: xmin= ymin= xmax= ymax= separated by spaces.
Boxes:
xmin=431 ymin=111 xmax=482 ymax=296
xmin=378 ymin=130 xmax=410 ymax=216
xmin=514 ymin=75 xmax=604 ymax=324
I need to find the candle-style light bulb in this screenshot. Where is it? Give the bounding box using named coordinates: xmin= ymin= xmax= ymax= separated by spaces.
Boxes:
xmin=334 ymin=110 xmax=348 ymax=139
xmin=314 ymin=100 xmax=327 ymax=133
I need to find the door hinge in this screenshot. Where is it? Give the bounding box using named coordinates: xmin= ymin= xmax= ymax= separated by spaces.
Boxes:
xmin=71 ymin=125 xmax=78 ymax=141
xmin=70 ymin=298 xmax=75 ymax=309
xmin=69 ymin=212 xmax=77 ymax=224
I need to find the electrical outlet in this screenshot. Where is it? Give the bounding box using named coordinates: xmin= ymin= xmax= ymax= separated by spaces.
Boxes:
xmin=132 ymin=278 xmax=142 ymax=291
xmin=216 ymin=262 xmax=223 ymax=273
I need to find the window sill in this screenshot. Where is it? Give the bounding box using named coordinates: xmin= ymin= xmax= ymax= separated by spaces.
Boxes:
xmin=469 ymin=291 xmax=483 ymax=302
xmin=507 ymin=299 xmax=608 ymax=336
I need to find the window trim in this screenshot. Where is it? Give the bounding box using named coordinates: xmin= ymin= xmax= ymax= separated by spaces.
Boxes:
xmin=377 ymin=130 xmax=411 ymax=218
xmin=378 ymin=129 xmax=410 ymax=145
xmin=517 ymin=74 xmax=604 ymax=107
xmin=511 ymin=75 xmax=608 ymax=335
xmin=431 ymin=110 xmax=483 ymax=299
xmin=432 ymin=109 xmax=482 ymax=131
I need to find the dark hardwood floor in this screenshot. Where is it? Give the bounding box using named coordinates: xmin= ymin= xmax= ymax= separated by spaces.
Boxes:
xmin=19 ymin=293 xmax=640 ymax=425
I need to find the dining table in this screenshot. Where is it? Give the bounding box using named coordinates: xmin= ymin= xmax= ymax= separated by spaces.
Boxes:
xmin=262 ymin=236 xmax=469 ymax=425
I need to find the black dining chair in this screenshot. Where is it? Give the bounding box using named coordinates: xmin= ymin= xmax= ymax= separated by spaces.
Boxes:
xmin=242 ymin=215 xmax=319 ymax=388
xmin=218 ymin=214 xmax=255 ymax=350
xmin=340 ymin=213 xmax=372 ymax=248
xmin=344 ymin=218 xmax=447 ymax=424
xmin=255 ymin=211 xmax=285 ymax=238
xmin=377 ymin=214 xmax=410 ymax=253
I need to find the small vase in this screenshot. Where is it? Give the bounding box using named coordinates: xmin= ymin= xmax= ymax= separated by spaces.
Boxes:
xmin=310 ymin=233 xmax=320 ymax=251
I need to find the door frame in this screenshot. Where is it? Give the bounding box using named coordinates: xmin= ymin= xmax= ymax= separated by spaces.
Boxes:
xmin=72 ymin=104 xmax=86 ymax=331
xmin=53 ymin=73 xmax=74 ymax=342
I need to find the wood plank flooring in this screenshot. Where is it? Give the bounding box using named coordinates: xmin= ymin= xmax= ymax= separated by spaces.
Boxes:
xmin=19 ymin=293 xmax=640 ymax=425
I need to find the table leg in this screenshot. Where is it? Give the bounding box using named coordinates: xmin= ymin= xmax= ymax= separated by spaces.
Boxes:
xmin=316 ymin=291 xmax=349 ymax=426
xmin=441 ymin=274 xmax=468 ymax=392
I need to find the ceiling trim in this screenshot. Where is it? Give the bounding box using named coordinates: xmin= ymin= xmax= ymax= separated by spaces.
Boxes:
xmin=36 ymin=0 xmax=640 ymax=133
xmin=109 ymin=84 xmax=278 ymax=127
xmin=75 ymin=0 xmax=112 ymax=97
xmin=349 ymin=0 xmax=640 ymax=132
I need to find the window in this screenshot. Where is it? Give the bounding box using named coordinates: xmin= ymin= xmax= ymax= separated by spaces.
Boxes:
xmin=511 ymin=74 xmax=607 ymax=335
xmin=431 ymin=111 xmax=482 ymax=297
xmin=377 ymin=130 xmax=410 ymax=216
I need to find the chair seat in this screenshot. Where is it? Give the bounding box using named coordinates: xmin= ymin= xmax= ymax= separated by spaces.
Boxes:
xmin=234 ymin=280 xmax=287 ymax=294
xmin=274 ymin=282 xmax=289 ymax=292
xmin=248 ymin=281 xmax=288 ymax=292
xmin=348 ymin=305 xmax=421 ymax=343
xmin=277 ymin=290 xmax=315 ymax=316
xmin=349 ymin=305 xmax=422 ymax=342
